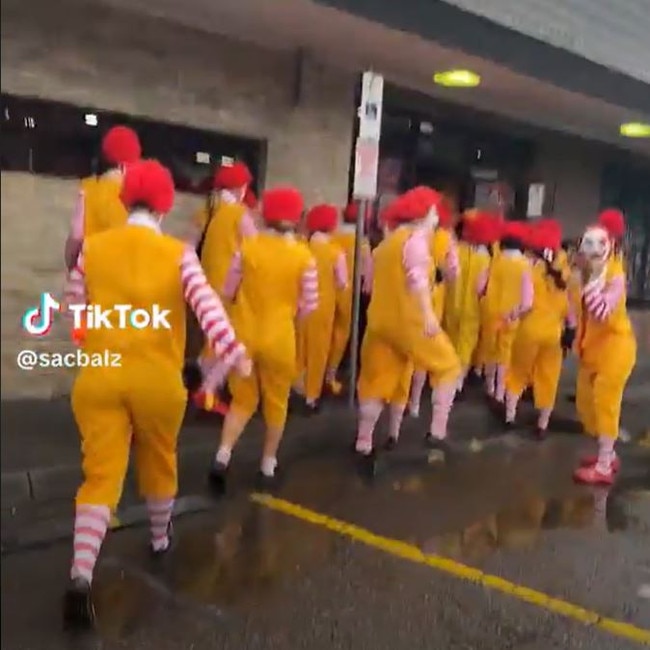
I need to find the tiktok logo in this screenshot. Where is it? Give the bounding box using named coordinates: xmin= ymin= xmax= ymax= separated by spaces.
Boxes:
xmin=22 ymin=292 xmax=61 ymax=337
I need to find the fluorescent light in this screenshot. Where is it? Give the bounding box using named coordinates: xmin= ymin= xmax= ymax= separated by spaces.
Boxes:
xmin=84 ymin=113 xmax=98 ymax=126
xmin=620 ymin=122 xmax=650 ymax=138
xmin=221 ymin=156 xmax=234 ymax=165
xmin=195 ymin=151 xmax=211 ymax=164
xmin=433 ymin=69 xmax=481 ymax=88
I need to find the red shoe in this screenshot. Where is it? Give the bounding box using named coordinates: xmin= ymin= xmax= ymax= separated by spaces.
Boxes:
xmin=573 ymin=464 xmax=615 ymax=486
xmin=192 ymin=391 xmax=229 ymax=415
xmin=579 ymin=455 xmax=621 ymax=473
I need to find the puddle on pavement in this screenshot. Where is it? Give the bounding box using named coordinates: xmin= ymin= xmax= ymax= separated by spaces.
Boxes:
xmin=421 ymin=470 xmax=650 ymax=563
xmin=90 ymin=498 xmax=337 ymax=640
xmin=85 ymin=445 xmax=648 ymax=639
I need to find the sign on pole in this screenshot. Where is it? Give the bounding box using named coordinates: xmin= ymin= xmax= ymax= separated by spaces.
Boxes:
xmin=348 ymin=71 xmax=383 ymax=408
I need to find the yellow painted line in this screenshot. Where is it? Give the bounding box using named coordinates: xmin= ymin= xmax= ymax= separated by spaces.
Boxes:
xmin=251 ymin=493 xmax=650 ymax=646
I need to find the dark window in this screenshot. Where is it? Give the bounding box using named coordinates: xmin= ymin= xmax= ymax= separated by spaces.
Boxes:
xmin=1 ymin=93 xmax=267 ymax=194
xmin=601 ymin=162 xmax=650 ymax=303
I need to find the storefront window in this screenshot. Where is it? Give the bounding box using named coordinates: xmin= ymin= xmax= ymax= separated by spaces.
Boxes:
xmin=1 ymin=93 xmax=267 ymax=194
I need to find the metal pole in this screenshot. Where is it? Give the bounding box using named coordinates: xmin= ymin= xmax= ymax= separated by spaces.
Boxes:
xmin=347 ymin=199 xmax=367 ymax=409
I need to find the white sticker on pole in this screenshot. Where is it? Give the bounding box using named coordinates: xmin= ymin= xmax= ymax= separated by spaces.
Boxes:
xmin=353 ymin=137 xmax=379 ymax=199
xmin=358 ymin=71 xmax=384 ymax=141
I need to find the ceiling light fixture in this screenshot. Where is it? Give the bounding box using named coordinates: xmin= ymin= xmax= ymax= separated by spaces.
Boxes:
xmin=433 ymin=69 xmax=481 ymax=88
xmin=619 ymin=122 xmax=650 ymax=138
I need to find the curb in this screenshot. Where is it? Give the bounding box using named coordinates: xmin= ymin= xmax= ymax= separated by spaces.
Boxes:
xmin=1 ymin=442 xmax=216 ymax=510
xmin=3 ymin=399 xmax=648 ymax=510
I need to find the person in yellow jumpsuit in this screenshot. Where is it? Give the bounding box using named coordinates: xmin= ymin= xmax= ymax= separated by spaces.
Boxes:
xmin=481 ymin=221 xmax=534 ymax=404
xmin=408 ymin=199 xmax=460 ymax=416
xmin=61 ymin=160 xmax=250 ymax=629
xmin=190 ymin=161 xmax=256 ymax=415
xmin=326 ymin=202 xmax=372 ymax=396
xmin=573 ymin=223 xmax=636 ymax=485
xmin=296 ymin=204 xmax=348 ymax=413
xmin=355 ymin=187 xmax=461 ymax=473
xmin=504 ymin=220 xmax=574 ymax=437
xmin=210 ymin=187 xmax=319 ymax=493
xmin=446 ymin=212 xmax=496 ymax=394
xmin=64 ymin=125 xmax=142 ymax=270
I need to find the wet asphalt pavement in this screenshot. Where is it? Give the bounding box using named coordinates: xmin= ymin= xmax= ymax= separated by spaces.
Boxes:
xmin=3 ymin=431 xmax=650 ymax=650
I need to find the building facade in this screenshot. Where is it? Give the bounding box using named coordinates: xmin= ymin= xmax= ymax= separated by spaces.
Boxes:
xmin=1 ymin=0 xmax=649 ymax=398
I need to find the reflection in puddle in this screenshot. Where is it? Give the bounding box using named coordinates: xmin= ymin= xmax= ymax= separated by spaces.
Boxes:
xmin=89 ymin=500 xmax=337 ymax=640
xmin=422 ymin=472 xmax=650 ymax=563
xmin=169 ymin=501 xmax=336 ymax=608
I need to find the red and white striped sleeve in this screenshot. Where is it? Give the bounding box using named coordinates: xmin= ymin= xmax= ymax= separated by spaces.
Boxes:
xmin=298 ymin=258 xmax=319 ymax=317
xmin=180 ymin=247 xmax=245 ymax=368
xmin=64 ymin=189 xmax=86 ymax=270
xmin=333 ymin=251 xmax=348 ymax=291
xmin=402 ymin=228 xmax=431 ymax=292
xmin=64 ymin=250 xmax=87 ymax=312
xmin=222 ymin=251 xmax=243 ymax=300
xmin=445 ymin=235 xmax=460 ymax=281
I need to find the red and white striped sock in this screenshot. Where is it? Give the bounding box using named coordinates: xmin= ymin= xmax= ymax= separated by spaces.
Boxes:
xmin=388 ymin=403 xmax=406 ymax=441
xmin=505 ymin=390 xmax=519 ymax=423
xmin=409 ymin=371 xmax=427 ymax=416
xmin=356 ymin=399 xmax=383 ymax=454
xmin=70 ymin=504 xmax=110 ymax=584
xmin=430 ymin=382 xmax=456 ymax=440
xmin=147 ymin=498 xmax=175 ymax=552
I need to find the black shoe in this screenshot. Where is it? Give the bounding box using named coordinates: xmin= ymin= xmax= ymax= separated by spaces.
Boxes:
xmin=255 ymin=471 xmax=281 ymax=493
xmin=355 ymin=449 xmax=378 ymax=479
xmin=300 ymin=401 xmax=321 ymax=416
xmin=383 ymin=436 xmax=398 ymax=451
xmin=424 ymin=434 xmax=453 ymax=458
xmin=208 ymin=461 xmax=229 ymax=496
xmin=533 ymin=426 xmax=548 ymax=441
xmin=503 ymin=419 xmax=517 ymax=431
xmin=63 ymin=577 xmax=96 ymax=631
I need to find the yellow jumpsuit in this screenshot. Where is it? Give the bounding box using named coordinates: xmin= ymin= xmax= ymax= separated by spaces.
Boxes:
xmin=408 ymin=228 xmax=458 ymax=408
xmin=197 ymin=201 xmax=249 ymax=302
xmin=575 ymin=260 xmax=636 ymax=438
xmin=445 ymin=243 xmax=491 ymax=367
xmin=430 ymin=228 xmax=455 ymax=322
xmin=328 ymin=227 xmax=371 ymax=376
xmin=72 ymin=227 xmax=188 ymax=509
xmin=481 ymin=252 xmax=531 ymax=367
xmin=506 ymin=260 xmax=569 ymax=411
xmin=358 ymin=228 xmax=460 ymax=405
xmin=80 ymin=174 xmax=129 ymax=237
xmin=228 ymin=233 xmax=314 ymax=429
xmin=196 ymin=201 xmax=250 ymax=377
xmin=297 ymin=235 xmax=344 ymax=403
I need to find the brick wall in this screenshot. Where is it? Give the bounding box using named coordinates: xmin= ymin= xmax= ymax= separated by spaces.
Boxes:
xmin=0 ymin=0 xmax=355 ymax=399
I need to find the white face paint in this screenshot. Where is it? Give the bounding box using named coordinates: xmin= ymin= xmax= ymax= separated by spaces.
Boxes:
xmin=579 ymin=226 xmax=611 ymax=266
xmin=543 ymin=248 xmax=554 ymax=263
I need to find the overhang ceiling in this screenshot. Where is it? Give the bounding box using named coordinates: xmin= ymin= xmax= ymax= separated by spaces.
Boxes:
xmin=87 ymin=0 xmax=650 ymax=157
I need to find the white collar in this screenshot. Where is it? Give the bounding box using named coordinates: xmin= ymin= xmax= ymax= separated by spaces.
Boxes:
xmin=338 ymin=223 xmax=357 ymax=234
xmin=311 ymin=232 xmax=330 ymax=242
xmin=127 ymin=210 xmax=162 ymax=233
xmin=474 ymin=245 xmax=489 ymax=254
xmin=501 ymin=249 xmax=523 ymax=258
xmin=219 ymin=189 xmax=240 ymax=204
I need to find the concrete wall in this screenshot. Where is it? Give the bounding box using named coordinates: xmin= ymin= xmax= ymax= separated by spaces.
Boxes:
xmin=0 ymin=0 xmax=355 ymax=399
xmin=529 ymin=137 xmax=604 ymax=239
xmin=441 ymin=0 xmax=650 ymax=85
